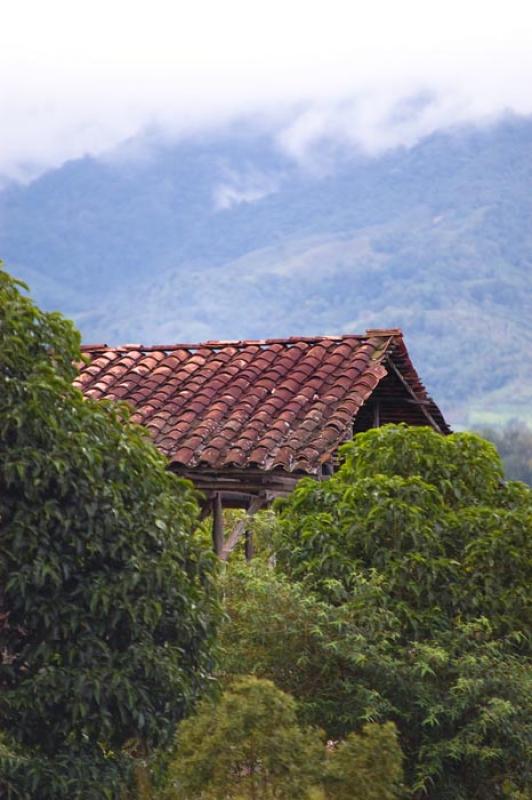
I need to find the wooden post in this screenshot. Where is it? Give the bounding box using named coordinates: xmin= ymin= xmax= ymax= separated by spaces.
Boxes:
xmin=373 ymin=400 xmax=381 ymax=428
xmin=244 ymin=529 xmax=254 ymax=562
xmin=212 ymin=493 xmax=224 ymax=556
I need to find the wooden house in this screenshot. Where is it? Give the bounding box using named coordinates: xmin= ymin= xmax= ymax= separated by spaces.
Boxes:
xmin=75 ymin=329 xmax=449 ymax=557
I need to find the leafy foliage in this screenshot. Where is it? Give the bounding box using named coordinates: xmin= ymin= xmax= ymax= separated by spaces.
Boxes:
xmin=275 ymin=426 xmax=529 ymax=638
xmin=220 ymin=561 xmax=374 ymax=735
xmin=0 ymin=268 xmax=221 ymax=798
xmin=164 ymin=677 xmax=324 ymax=799
xmin=325 ymin=723 xmax=403 ymax=800
xmin=164 ymin=677 xmax=404 ymax=800
xmin=222 ymin=426 xmax=531 ymax=798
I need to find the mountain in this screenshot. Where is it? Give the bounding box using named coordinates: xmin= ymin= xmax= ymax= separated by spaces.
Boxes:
xmin=1 ymin=116 xmax=532 ymax=428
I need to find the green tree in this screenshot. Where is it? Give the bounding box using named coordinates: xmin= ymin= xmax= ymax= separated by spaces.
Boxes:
xmin=0 ymin=268 xmax=220 ymax=799
xmin=220 ymin=561 xmax=379 ymax=736
xmin=224 ymin=426 xmax=531 ymax=799
xmin=164 ymin=676 xmax=324 ymax=799
xmin=325 ymin=722 xmax=403 ymax=800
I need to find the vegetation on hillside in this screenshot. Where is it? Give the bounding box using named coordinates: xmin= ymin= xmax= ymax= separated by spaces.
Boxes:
xmin=476 ymin=420 xmax=532 ymax=485
xmin=2 ymin=116 xmax=532 ymax=425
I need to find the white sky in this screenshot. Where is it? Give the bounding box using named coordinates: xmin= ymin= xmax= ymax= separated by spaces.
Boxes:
xmin=1 ymin=0 xmax=532 ymax=180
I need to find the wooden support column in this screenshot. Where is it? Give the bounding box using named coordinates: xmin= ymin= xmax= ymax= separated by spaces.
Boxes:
xmin=212 ymin=493 xmax=224 ymax=556
xmin=373 ymin=400 xmax=381 ymax=428
xmin=244 ymin=529 xmax=254 ymax=562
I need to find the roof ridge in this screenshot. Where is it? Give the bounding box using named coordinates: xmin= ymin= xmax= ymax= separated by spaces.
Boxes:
xmin=80 ymin=330 xmax=404 ymax=353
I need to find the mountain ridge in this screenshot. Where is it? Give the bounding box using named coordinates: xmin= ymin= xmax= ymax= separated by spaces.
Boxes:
xmin=1 ymin=115 xmax=531 ymax=427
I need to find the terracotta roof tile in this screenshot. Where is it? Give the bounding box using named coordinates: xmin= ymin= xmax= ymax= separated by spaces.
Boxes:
xmin=75 ymin=331 xmax=448 ymax=474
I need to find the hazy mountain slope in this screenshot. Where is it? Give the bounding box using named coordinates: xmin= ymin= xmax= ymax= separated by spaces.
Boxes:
xmin=1 ymin=116 xmax=531 ymax=426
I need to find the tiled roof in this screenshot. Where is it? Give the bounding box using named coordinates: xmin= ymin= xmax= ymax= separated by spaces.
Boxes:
xmin=75 ymin=330 xmax=444 ymax=474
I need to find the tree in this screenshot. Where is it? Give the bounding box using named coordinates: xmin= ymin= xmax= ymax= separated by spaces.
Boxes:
xmin=164 ymin=675 xmax=404 ymax=800
xmin=325 ymin=723 xmax=403 ymax=800
xmin=164 ymin=676 xmax=324 ymax=799
xmin=220 ymin=561 xmax=376 ymax=737
xmin=0 ymin=268 xmax=221 ymax=798
xmin=224 ymin=425 xmax=531 ymax=799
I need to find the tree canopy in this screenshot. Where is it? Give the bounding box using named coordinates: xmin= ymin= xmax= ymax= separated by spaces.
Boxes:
xmin=0 ymin=268 xmax=221 ymax=798
xmin=222 ymin=426 xmax=531 ymax=799
xmin=164 ymin=677 xmax=323 ymax=800
xmin=164 ymin=677 xmax=404 ymax=800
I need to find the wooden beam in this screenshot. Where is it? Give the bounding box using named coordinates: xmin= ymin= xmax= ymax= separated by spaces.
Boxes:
xmin=403 ymin=398 xmax=432 ymax=406
xmin=212 ymin=493 xmax=224 ymax=555
xmin=385 ymin=358 xmax=442 ymax=433
xmin=173 ymin=466 xmax=311 ymax=485
xmin=177 ymin=474 xmax=301 ymax=497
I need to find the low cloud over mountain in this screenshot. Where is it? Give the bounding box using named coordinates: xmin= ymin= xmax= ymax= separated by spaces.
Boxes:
xmin=1 ymin=115 xmax=531 ymax=427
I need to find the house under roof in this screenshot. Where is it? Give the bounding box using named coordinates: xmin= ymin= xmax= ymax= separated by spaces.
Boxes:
xmin=76 ymin=329 xmax=449 ymax=557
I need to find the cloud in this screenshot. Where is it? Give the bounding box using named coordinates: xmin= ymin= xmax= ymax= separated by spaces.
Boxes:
xmin=213 ymin=167 xmax=282 ymax=210
xmin=277 ymin=90 xmax=515 ymax=164
xmin=1 ymin=0 xmax=532 ymax=181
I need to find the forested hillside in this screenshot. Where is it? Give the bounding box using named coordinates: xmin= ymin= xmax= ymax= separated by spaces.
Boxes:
xmin=1 ymin=115 xmax=531 ymax=426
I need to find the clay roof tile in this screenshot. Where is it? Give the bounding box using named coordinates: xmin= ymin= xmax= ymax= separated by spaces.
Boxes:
xmin=76 ymin=331 xmax=448 ymax=473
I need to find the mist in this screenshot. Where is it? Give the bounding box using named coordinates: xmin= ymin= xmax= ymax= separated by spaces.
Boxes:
xmin=2 ymin=0 xmax=532 ymax=182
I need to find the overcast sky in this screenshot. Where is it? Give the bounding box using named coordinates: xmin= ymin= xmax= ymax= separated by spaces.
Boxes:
xmin=2 ymin=0 xmax=532 ymax=181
